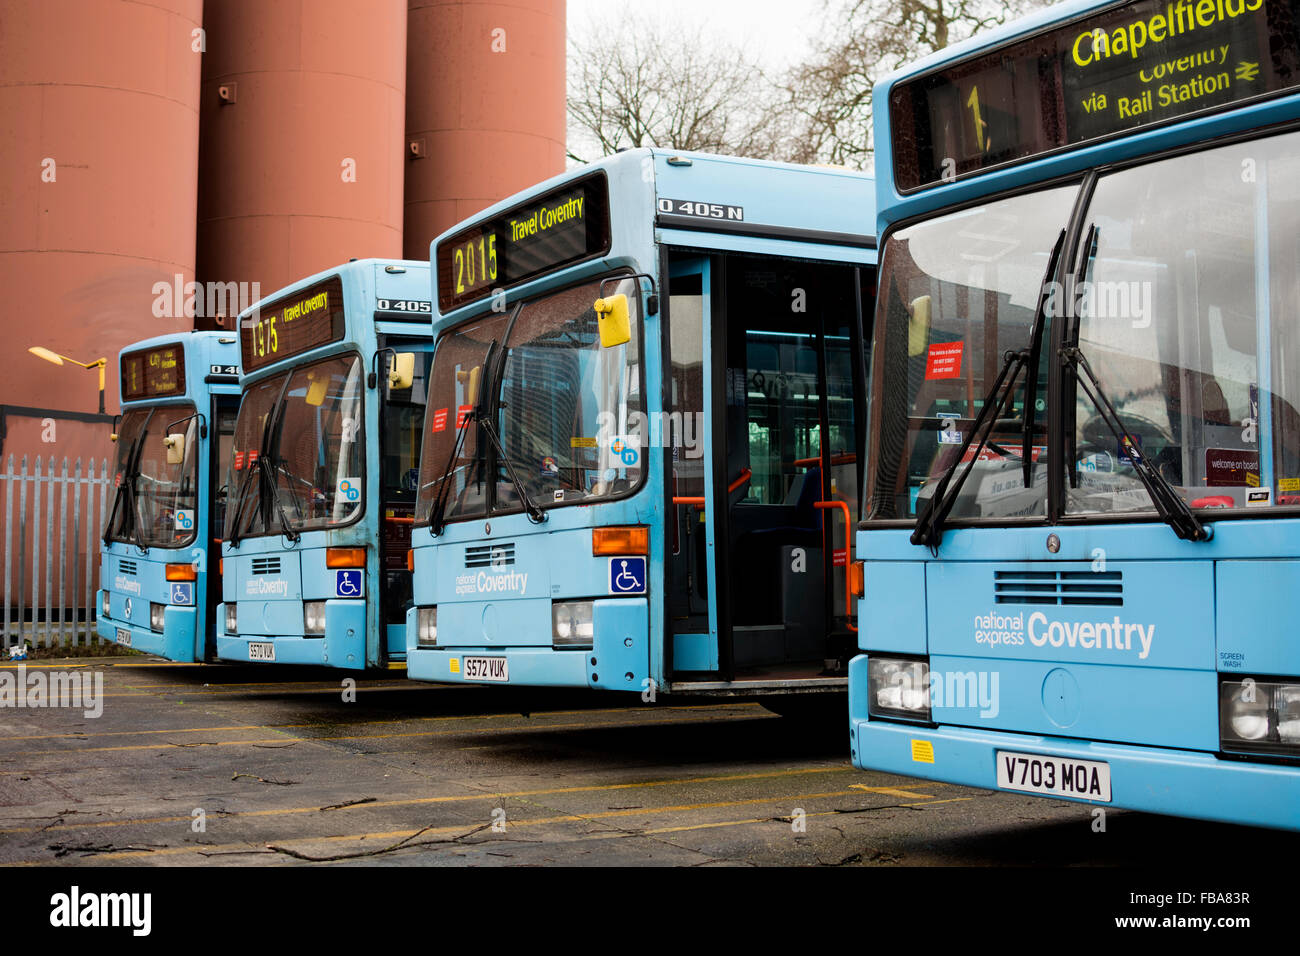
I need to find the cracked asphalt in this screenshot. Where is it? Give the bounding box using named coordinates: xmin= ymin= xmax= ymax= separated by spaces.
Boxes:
xmin=2 ymin=658 xmax=1294 ymax=866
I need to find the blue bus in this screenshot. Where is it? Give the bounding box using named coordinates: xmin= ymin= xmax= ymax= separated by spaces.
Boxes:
xmin=853 ymin=0 xmax=1300 ymax=828
xmin=217 ymin=259 xmax=433 ymax=669
xmin=407 ymin=150 xmax=875 ymax=702
xmin=98 ymin=332 xmax=241 ymax=661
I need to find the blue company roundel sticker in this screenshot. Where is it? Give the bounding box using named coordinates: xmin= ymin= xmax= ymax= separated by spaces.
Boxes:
xmin=609 ymin=436 xmax=639 ymax=467
xmin=335 ymin=569 xmax=363 ymax=598
xmin=608 ymin=556 xmax=646 ymax=595
xmin=170 ymin=582 xmax=194 ymax=606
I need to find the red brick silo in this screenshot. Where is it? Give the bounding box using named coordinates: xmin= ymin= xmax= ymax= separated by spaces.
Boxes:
xmin=0 ymin=0 xmax=202 ymax=457
xmin=403 ymin=0 xmax=567 ymax=258
xmin=196 ymin=0 xmax=408 ymax=298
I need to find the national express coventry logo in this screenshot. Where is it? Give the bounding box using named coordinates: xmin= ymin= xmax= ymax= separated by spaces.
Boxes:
xmin=974 ymin=611 xmax=1156 ymax=660
xmin=454 ymin=568 xmax=528 ymax=596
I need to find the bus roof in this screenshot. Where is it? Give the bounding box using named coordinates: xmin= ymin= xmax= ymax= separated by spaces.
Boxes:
xmin=874 ymin=0 xmax=1300 ymax=224
xmin=236 ymin=258 xmax=429 ymax=323
xmin=117 ymin=330 xmax=241 ymax=406
xmin=430 ymin=149 xmax=875 ymax=321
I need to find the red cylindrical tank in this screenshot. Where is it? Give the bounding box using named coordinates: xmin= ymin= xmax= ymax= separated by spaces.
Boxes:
xmin=0 ymin=0 xmax=202 ymax=455
xmin=196 ymin=0 xmax=407 ymax=298
xmin=404 ymin=0 xmax=566 ymax=258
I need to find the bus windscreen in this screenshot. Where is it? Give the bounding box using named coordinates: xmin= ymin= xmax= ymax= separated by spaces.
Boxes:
xmin=891 ymin=0 xmax=1300 ymax=190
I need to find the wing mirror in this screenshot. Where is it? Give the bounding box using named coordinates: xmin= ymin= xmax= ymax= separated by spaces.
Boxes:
xmin=389 ymin=352 xmax=416 ymax=390
xmin=594 ymin=294 xmax=631 ymax=348
xmin=163 ymin=433 xmax=186 ymax=465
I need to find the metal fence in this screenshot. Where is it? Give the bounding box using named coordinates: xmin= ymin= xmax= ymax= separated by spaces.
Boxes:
xmin=1 ymin=456 xmax=110 ymax=649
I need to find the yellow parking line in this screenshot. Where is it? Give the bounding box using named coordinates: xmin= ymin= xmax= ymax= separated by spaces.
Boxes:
xmin=3 ymin=705 xmax=762 ymax=758
xmin=0 ymin=766 xmax=857 ymax=836
xmin=0 ymin=702 xmax=762 ymax=742
xmin=850 ymin=785 xmax=936 ymax=799
xmin=8 ymin=785 xmax=969 ymax=864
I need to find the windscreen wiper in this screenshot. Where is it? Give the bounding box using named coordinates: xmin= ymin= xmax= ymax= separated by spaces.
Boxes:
xmin=911 ymin=348 xmax=1032 ymax=553
xmin=1064 ymin=224 xmax=1098 ymax=489
xmin=427 ymin=341 xmax=498 ymax=536
xmin=224 ymin=461 xmax=261 ymax=548
xmin=912 ymin=230 xmax=1066 ymax=553
xmin=102 ymin=421 xmax=150 ymax=551
xmin=1059 ymin=346 xmax=1208 ymax=542
xmin=1020 ymin=230 xmax=1067 ymax=488
xmin=258 ymin=455 xmax=301 ymax=542
xmin=477 ymin=413 xmax=547 ymax=524
xmin=426 ymin=407 xmax=477 ymax=536
xmin=474 ymin=339 xmax=546 ymax=524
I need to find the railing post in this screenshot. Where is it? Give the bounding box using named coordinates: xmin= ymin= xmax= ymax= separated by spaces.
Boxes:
xmin=44 ymin=457 xmax=55 ymax=648
xmin=58 ymin=457 xmax=70 ymax=647
xmin=3 ymin=454 xmax=13 ymax=648
xmin=96 ymin=458 xmax=108 ymax=640
xmin=71 ymin=458 xmax=82 ymax=647
xmin=31 ymin=456 xmax=42 ymax=646
xmin=17 ymin=456 xmax=28 ymax=649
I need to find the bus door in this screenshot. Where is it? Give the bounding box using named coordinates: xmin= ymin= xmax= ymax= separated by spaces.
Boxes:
xmin=378 ymin=339 xmax=437 ymax=661
xmin=666 ymin=251 xmax=865 ymax=682
xmin=666 ymin=256 xmax=722 ymax=674
xmin=205 ymin=396 xmax=239 ymax=658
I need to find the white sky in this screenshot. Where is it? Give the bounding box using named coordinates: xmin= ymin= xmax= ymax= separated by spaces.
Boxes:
xmin=565 ymin=0 xmax=828 ymax=162
xmin=566 ymin=0 xmax=824 ymax=71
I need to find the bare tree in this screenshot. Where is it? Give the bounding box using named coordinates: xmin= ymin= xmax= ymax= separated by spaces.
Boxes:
xmin=779 ymin=0 xmax=1045 ymax=167
xmin=567 ymin=12 xmax=785 ymax=165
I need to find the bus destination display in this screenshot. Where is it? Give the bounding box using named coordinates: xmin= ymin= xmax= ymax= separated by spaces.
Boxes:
xmin=121 ymin=344 xmax=185 ymax=401
xmin=242 ymin=276 xmax=345 ymax=373
xmin=436 ymin=175 xmax=611 ymax=311
xmin=892 ymin=0 xmax=1300 ymax=190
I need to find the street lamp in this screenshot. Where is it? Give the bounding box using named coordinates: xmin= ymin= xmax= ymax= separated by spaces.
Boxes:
xmin=28 ymin=347 xmax=107 ymax=414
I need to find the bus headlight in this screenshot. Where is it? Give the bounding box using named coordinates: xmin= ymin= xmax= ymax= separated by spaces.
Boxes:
xmin=552 ymin=601 xmax=594 ymax=648
xmin=149 ymin=602 xmax=166 ymax=633
xmin=417 ymin=606 xmax=438 ymax=647
xmin=101 ymin=590 xmax=110 ymax=617
xmin=225 ymin=604 xmax=237 ymax=635
xmin=1220 ymin=678 xmax=1300 ymax=754
xmin=303 ymin=601 xmax=326 ymax=636
xmin=867 ymin=656 xmax=931 ymax=722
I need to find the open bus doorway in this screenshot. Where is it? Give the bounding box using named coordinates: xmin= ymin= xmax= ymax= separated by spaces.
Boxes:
xmin=665 ymin=250 xmax=871 ymax=690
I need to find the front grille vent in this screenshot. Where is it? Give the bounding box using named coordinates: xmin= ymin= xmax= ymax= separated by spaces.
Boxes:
xmin=118 ymin=560 xmax=137 ymax=575
xmin=466 ymin=543 xmax=515 ymax=569
xmin=251 ymin=557 xmax=282 ymax=575
xmin=994 ymin=570 xmax=1123 ymax=606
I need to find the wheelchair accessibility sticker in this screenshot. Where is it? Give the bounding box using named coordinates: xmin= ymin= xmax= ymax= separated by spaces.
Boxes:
xmin=170 ymin=582 xmax=193 ymax=606
xmin=174 ymin=509 xmax=195 ymax=531
xmin=608 ymin=556 xmax=646 ymax=595
xmin=335 ymin=569 xmax=364 ymax=598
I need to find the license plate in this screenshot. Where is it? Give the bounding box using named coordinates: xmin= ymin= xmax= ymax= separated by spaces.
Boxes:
xmin=463 ymin=656 xmax=508 ymax=682
xmin=115 ymin=627 xmax=131 ymax=647
xmin=248 ymin=641 xmax=276 ymax=662
xmin=996 ymin=750 xmax=1111 ymax=802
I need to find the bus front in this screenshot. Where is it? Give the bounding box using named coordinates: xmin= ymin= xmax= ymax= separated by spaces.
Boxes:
xmin=217 ymin=260 xmax=432 ymax=669
xmin=98 ymin=333 xmax=240 ymax=661
xmin=408 ymin=150 xmax=877 ymax=700
xmin=852 ymin=0 xmax=1300 ymax=829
